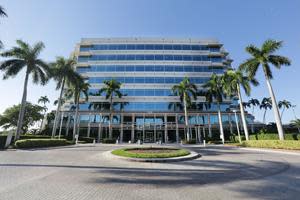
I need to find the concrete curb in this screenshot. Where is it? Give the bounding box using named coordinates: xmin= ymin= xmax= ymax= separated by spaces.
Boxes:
xmin=105 ymin=150 xmax=201 ymax=163
xmin=239 ymin=147 xmax=300 ymax=156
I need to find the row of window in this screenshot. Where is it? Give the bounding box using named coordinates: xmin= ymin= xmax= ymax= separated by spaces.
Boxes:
xmin=76 ymin=65 xmax=225 ymax=73
xmin=80 ymin=44 xmax=220 ymax=52
xmin=89 ymin=89 xmax=177 ymax=96
xmin=88 ymin=77 xmax=211 ymax=84
xmin=78 ymin=54 xmax=223 ymax=62
xmin=75 ymin=114 xmax=248 ymax=125
xmin=78 ymin=102 xmax=231 ymax=112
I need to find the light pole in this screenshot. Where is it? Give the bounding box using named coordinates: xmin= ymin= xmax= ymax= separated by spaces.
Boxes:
xmin=233 ymin=110 xmax=241 ymax=143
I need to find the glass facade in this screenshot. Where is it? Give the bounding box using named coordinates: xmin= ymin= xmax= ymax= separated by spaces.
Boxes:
xmin=74 ymin=38 xmax=233 ymax=112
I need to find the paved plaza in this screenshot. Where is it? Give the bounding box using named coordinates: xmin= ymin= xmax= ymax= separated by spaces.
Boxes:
xmin=0 ymin=144 xmax=299 ymax=200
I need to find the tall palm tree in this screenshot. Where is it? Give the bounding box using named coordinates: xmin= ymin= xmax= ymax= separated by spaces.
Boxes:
xmin=172 ymin=77 xmax=197 ymax=141
xmin=223 ymin=69 xmax=259 ymax=141
xmin=37 ymin=96 xmax=50 ymax=133
xmin=65 ymin=76 xmax=89 ymax=139
xmin=260 ymin=97 xmax=272 ymax=124
xmin=203 ymin=74 xmax=225 ymax=143
xmin=0 ymin=40 xmax=50 ymax=140
xmin=0 ymin=5 xmax=7 ymax=49
xmin=50 ymin=57 xmax=81 ymax=138
xmin=248 ymin=98 xmax=260 ymax=117
xmin=99 ymin=79 xmax=123 ymax=139
xmin=278 ymin=100 xmax=292 ymax=119
xmin=291 ymin=119 xmax=300 ymax=134
xmin=239 ymin=39 xmax=291 ymax=140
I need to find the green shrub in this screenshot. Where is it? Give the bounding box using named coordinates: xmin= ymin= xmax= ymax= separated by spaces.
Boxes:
xmin=20 ymin=135 xmax=52 ymax=140
xmin=79 ymin=137 xmax=95 ymax=143
xmin=102 ymin=138 xmax=116 ymax=144
xmin=112 ymin=147 xmax=190 ymax=158
xmin=230 ymin=133 xmax=299 ymax=142
xmin=241 ymin=140 xmax=300 ymax=150
xmin=181 ymin=139 xmax=197 ymax=144
xmin=15 ymin=139 xmax=72 ymax=149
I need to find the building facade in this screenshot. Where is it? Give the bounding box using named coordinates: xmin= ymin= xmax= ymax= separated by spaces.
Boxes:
xmin=61 ymin=38 xmax=252 ymax=143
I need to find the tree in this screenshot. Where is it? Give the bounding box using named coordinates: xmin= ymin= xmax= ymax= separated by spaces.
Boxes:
xmin=248 ymin=98 xmax=260 ymax=117
xmin=0 ymin=102 xmax=44 ymax=133
xmin=98 ymin=79 xmax=123 ymax=139
xmin=291 ymin=119 xmax=300 ymax=133
xmin=65 ymin=76 xmax=89 ymax=139
xmin=223 ymin=69 xmax=259 ymax=141
xmin=203 ymin=74 xmax=225 ymax=144
xmin=260 ymin=97 xmax=272 ymax=124
xmin=37 ymin=96 xmax=50 ymax=133
xmin=0 ymin=40 xmax=50 ymax=141
xmin=278 ymin=100 xmax=292 ymax=119
xmin=0 ymin=5 xmax=7 ymax=49
xmin=239 ymin=39 xmax=291 ymax=140
xmin=50 ymin=57 xmax=81 ymax=138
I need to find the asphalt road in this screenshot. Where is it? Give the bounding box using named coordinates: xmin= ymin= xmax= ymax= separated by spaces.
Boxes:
xmin=0 ymin=144 xmax=299 ymax=200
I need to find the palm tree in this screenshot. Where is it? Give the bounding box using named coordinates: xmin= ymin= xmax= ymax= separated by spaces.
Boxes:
xmin=239 ymin=39 xmax=291 ymax=140
xmin=65 ymin=76 xmax=89 ymax=139
xmin=291 ymin=119 xmax=300 ymax=134
xmin=223 ymin=69 xmax=259 ymax=141
xmin=50 ymin=57 xmax=81 ymax=138
xmin=203 ymin=74 xmax=226 ymax=143
xmin=0 ymin=40 xmax=50 ymax=140
xmin=278 ymin=100 xmax=292 ymax=119
xmin=171 ymin=77 xmax=197 ymax=141
xmin=260 ymin=97 xmax=272 ymax=124
xmin=0 ymin=5 xmax=7 ymax=49
xmin=37 ymin=96 xmax=50 ymax=133
xmin=248 ymin=98 xmax=260 ymax=116
xmin=99 ymin=79 xmax=123 ymax=139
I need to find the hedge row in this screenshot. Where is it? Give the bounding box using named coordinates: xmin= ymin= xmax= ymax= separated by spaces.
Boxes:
xmin=241 ymin=140 xmax=300 ymax=150
xmin=15 ymin=139 xmax=72 ymax=149
xmin=231 ymin=133 xmax=299 ymax=142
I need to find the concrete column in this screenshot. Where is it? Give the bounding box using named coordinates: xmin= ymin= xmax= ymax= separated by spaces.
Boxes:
xmin=229 ymin=114 xmax=233 ymax=135
xmin=198 ymin=126 xmax=202 ymax=142
xmin=208 ymin=114 xmax=212 ymax=137
xmin=164 ymin=114 xmax=168 ymax=143
xmin=65 ymin=113 xmax=70 ymax=136
xmin=195 ymin=127 xmax=198 ymax=142
xmin=175 ymin=114 xmax=179 ymax=143
xmin=87 ymin=113 xmax=91 ymax=137
xmin=131 ymin=114 xmax=135 ymax=142
xmin=143 ymin=114 xmax=145 ymax=142
xmin=120 ymin=114 xmax=123 ymax=143
xmin=98 ymin=114 xmax=102 ymax=143
xmin=203 ymin=126 xmax=206 ymax=140
xmin=154 ymin=114 xmax=156 ymax=142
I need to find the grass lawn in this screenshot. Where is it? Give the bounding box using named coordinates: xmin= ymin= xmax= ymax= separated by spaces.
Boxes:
xmin=229 ymin=140 xmax=300 ymax=150
xmin=111 ymin=147 xmax=190 ymax=158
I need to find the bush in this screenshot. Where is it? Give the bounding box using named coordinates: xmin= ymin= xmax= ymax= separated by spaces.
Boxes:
xmin=181 ymin=139 xmax=197 ymax=144
xmin=230 ymin=133 xmax=299 ymax=142
xmin=102 ymin=138 xmax=116 ymax=144
xmin=240 ymin=140 xmax=300 ymax=150
xmin=20 ymin=134 xmax=52 ymax=140
xmin=79 ymin=137 xmax=95 ymax=143
xmin=15 ymin=139 xmax=72 ymax=149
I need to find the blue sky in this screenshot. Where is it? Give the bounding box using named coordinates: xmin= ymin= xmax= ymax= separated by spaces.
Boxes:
xmin=0 ymin=0 xmax=299 ymax=123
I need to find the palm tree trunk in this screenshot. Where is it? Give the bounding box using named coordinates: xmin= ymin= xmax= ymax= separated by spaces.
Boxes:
xmin=73 ymin=101 xmax=79 ymax=140
xmin=281 ymin=107 xmax=285 ymax=119
xmin=39 ymin=110 xmax=46 ymax=133
xmin=217 ymin=103 xmax=224 ymax=144
xmin=251 ymin=106 xmax=255 ymax=133
xmin=15 ymin=71 xmax=30 ymax=141
xmin=52 ymin=79 xmax=65 ymax=138
xmin=263 ymin=110 xmax=267 ymax=125
xmin=109 ymin=96 xmax=113 ymax=139
xmin=237 ymin=84 xmax=249 ymax=140
xmin=183 ymin=95 xmax=190 ymax=141
xmin=265 ymin=77 xmax=285 ymax=140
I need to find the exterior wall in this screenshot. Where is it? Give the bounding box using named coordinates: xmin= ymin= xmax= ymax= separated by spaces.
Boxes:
xmin=57 ymin=38 xmax=253 ymax=143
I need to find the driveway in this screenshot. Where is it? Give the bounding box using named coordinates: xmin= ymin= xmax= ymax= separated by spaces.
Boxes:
xmin=0 ymin=144 xmax=299 ymax=200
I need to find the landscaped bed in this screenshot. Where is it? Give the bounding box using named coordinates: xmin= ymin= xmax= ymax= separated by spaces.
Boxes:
xmin=240 ymin=140 xmax=300 ymax=150
xmin=111 ymin=147 xmax=190 ymax=158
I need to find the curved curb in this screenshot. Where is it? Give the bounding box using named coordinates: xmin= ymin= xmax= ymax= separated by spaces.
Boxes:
xmin=105 ymin=150 xmax=201 ymax=163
